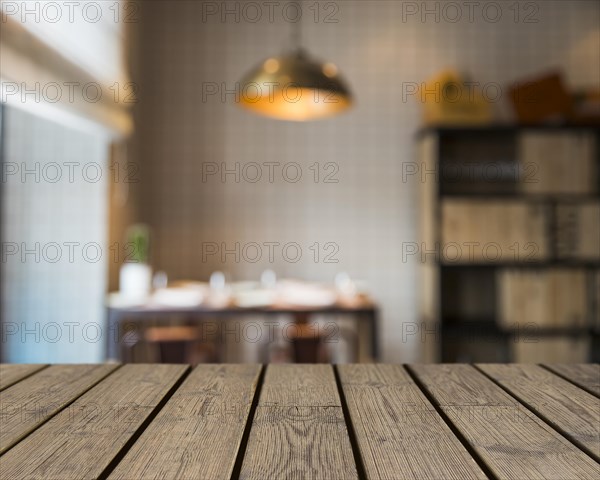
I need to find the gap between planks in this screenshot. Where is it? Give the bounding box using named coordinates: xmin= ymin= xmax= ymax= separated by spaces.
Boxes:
xmin=334 ymin=364 xmax=491 ymax=480
xmin=409 ymin=364 xmax=599 ymax=480
xmin=332 ymin=365 xmax=368 ymax=480
xmin=474 ymin=364 xmax=600 ymax=462
xmin=229 ymin=364 xmax=266 ymax=480
xmin=0 ymin=364 xmax=48 ymax=392
xmin=0 ymin=364 xmax=121 ymax=456
xmin=97 ymin=365 xmax=193 ymax=479
xmin=0 ymin=365 xmax=189 ymax=480
xmin=105 ymin=364 xmax=263 ymax=480
xmin=239 ymin=364 xmax=359 ymax=480
xmin=540 ymin=364 xmax=600 ymax=398
xmin=402 ymin=365 xmax=498 ymax=480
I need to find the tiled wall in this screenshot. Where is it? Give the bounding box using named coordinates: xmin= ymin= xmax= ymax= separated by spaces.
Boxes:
xmin=1 ymin=106 xmax=109 ymax=362
xmin=133 ymin=1 xmax=600 ymax=362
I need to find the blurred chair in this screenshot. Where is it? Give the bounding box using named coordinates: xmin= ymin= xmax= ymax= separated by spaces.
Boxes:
xmin=144 ymin=325 xmax=220 ymax=364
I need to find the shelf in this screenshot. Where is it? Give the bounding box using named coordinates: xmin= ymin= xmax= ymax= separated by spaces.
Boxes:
xmin=420 ymin=125 xmax=600 ymax=363
xmin=443 ymin=323 xmax=598 ymax=339
xmin=417 ymin=124 xmax=600 ymax=138
xmin=440 ymin=261 xmax=600 ymax=269
xmin=442 ymin=322 xmax=503 ymax=338
xmin=439 ymin=192 xmax=600 ymax=201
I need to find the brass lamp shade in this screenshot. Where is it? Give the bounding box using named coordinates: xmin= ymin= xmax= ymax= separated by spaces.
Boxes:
xmin=238 ymin=49 xmax=353 ymax=121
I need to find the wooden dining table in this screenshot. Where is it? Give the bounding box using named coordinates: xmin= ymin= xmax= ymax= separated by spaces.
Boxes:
xmin=0 ymin=363 xmax=598 ymax=479
xmin=106 ymin=301 xmax=379 ymax=363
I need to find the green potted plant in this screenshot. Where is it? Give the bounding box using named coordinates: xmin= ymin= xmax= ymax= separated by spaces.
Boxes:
xmin=119 ymin=224 xmax=152 ymax=301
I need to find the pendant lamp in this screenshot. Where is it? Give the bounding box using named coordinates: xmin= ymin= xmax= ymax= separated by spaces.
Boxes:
xmin=237 ymin=2 xmax=353 ymax=121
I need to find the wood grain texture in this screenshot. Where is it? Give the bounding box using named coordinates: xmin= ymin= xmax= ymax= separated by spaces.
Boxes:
xmin=544 ymin=364 xmax=600 ymax=397
xmin=108 ymin=364 xmax=261 ymax=480
xmin=0 ymin=364 xmax=117 ymax=454
xmin=338 ymin=364 xmax=487 ymax=480
xmin=477 ymin=363 xmax=600 ymax=460
xmin=410 ymin=364 xmax=600 ymax=480
xmin=240 ymin=364 xmax=358 ymax=480
xmin=0 ymin=364 xmax=46 ymax=391
xmin=0 ymin=364 xmax=187 ymax=480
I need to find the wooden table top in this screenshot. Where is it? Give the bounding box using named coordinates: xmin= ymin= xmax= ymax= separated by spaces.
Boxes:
xmin=0 ymin=363 xmax=598 ymax=480
xmin=106 ymin=300 xmax=378 ymax=315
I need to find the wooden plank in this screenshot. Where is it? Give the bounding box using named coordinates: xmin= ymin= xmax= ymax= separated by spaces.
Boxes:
xmin=338 ymin=364 xmax=487 ymax=480
xmin=410 ymin=364 xmax=600 ymax=480
xmin=478 ymin=364 xmax=600 ymax=460
xmin=544 ymin=364 xmax=600 ymax=397
xmin=108 ymin=364 xmax=261 ymax=480
xmin=0 ymin=364 xmax=117 ymax=454
xmin=240 ymin=364 xmax=358 ymax=480
xmin=0 ymin=364 xmax=187 ymax=480
xmin=0 ymin=364 xmax=46 ymax=391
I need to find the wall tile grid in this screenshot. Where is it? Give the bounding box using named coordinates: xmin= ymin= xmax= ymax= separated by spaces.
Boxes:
xmin=133 ymin=1 xmax=599 ymax=362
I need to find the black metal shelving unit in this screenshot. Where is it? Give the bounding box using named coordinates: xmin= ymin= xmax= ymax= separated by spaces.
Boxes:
xmin=420 ymin=125 xmax=600 ymax=363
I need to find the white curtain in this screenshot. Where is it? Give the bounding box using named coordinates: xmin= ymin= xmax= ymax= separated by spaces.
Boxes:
xmin=0 ymin=0 xmax=133 ymax=137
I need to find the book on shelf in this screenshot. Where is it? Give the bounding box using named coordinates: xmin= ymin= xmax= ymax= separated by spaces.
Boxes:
xmin=556 ymin=201 xmax=600 ymax=260
xmin=497 ymin=269 xmax=588 ymax=330
xmin=510 ymin=337 xmax=590 ymax=363
xmin=441 ymin=200 xmax=549 ymax=262
xmin=595 ymin=271 xmax=600 ymax=332
xmin=518 ymin=132 xmax=597 ymax=195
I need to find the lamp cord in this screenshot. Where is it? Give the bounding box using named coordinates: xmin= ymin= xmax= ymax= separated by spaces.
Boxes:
xmin=291 ymin=0 xmax=303 ymax=51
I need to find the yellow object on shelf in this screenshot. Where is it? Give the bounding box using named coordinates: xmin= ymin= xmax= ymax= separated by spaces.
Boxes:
xmin=418 ymin=70 xmax=492 ymax=126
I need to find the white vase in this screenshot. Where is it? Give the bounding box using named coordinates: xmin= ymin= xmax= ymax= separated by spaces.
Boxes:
xmin=119 ymin=262 xmax=152 ymax=301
